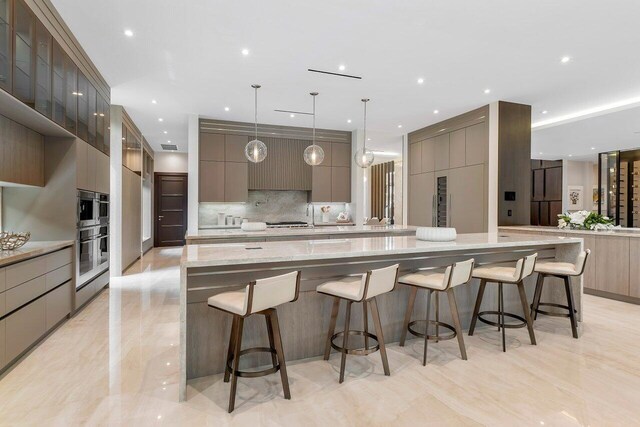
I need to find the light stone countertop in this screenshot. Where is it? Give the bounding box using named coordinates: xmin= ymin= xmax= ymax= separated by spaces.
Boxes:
xmin=181 ymin=232 xmax=583 ymax=268
xmin=0 ymin=240 xmax=75 ymax=268
xmin=187 ymin=224 xmax=417 ymax=241
xmin=500 ymin=225 xmax=640 ymax=238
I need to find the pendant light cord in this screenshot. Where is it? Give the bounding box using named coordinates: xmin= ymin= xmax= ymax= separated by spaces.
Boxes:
xmin=312 ymin=95 xmax=316 ymax=144
xmin=254 ymin=87 xmax=258 ymax=140
xmin=363 ymin=99 xmax=367 ymax=150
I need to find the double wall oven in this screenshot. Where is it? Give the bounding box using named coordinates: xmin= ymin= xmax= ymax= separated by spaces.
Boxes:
xmin=77 ymin=191 xmax=109 ymax=288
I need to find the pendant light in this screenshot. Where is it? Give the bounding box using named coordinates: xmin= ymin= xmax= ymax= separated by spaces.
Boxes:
xmin=303 ymin=92 xmax=325 ymax=166
xmin=244 ymin=84 xmax=267 ymax=163
xmin=354 ymin=98 xmax=374 ymax=168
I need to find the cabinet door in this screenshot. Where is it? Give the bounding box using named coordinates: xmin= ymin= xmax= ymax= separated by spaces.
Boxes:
xmin=5 ymin=298 xmax=45 ymax=363
xmin=449 ymin=164 xmax=484 ymax=233
xmin=87 ymin=145 xmax=97 ymax=192
xmin=200 ymin=133 xmax=225 ymax=161
xmin=64 ymin=53 xmax=77 ymax=134
xmin=34 ymin=21 xmax=51 ymax=118
xmin=76 ymin=72 xmax=89 ymax=141
xmin=544 ymin=167 xmax=562 ymax=201
xmin=199 ymin=161 xmax=224 ymax=202
xmin=530 ymin=202 xmax=540 ymax=226
xmin=51 ymin=40 xmax=64 ymax=126
xmin=102 ymin=97 xmax=110 ymax=155
xmin=421 ymin=138 xmax=435 ymax=173
xmin=0 ymin=0 xmax=11 ymax=93
xmin=582 ymin=235 xmax=597 ymax=291
xmin=434 ymin=133 xmax=450 ymax=171
xmin=224 ymin=135 xmax=248 ymax=163
xmin=449 ymin=129 xmax=466 ymax=168
xmin=76 ymin=141 xmax=88 ymax=190
xmin=96 ymin=151 xmax=110 ymax=194
xmin=532 ymin=169 xmax=545 ymax=201
xmin=315 ymin=141 xmax=331 ymax=166
xmin=45 ymin=281 xmax=71 ymax=330
xmin=224 ymin=162 xmax=248 ymax=202
xmin=331 ymin=143 xmax=351 ymax=167
xmin=87 ymin=83 xmax=97 ymax=146
xmin=0 ymin=319 xmax=5 ymax=370
xmin=408 ymin=172 xmax=434 ymax=226
xmin=311 ymin=166 xmax=332 ymax=202
xmin=13 ymin=0 xmax=34 ymax=105
xmin=409 ymin=142 xmax=421 ymax=175
xmin=465 ymin=123 xmax=487 ymax=166
xmin=331 ymin=166 xmax=351 ymax=202
xmin=595 ymin=236 xmax=629 ymax=295
xmin=96 ymin=93 xmax=105 ymax=152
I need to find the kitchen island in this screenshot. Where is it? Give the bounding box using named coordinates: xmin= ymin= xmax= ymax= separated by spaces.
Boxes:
xmin=180 ymin=232 xmax=584 ymax=401
xmin=186 ymin=224 xmax=418 ymax=244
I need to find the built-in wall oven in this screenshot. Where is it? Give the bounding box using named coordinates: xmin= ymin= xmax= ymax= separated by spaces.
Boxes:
xmin=77 ymin=191 xmax=109 ymax=288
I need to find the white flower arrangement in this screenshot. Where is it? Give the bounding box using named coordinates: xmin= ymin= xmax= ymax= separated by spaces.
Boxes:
xmin=557 ymin=210 xmax=616 ymax=230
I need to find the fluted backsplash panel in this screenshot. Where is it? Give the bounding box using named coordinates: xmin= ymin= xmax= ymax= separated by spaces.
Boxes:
xmin=248 ymin=138 xmax=312 ymax=191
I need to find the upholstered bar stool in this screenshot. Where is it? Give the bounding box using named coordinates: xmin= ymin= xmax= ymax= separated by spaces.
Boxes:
xmin=531 ymin=249 xmax=590 ymax=338
xmin=317 ymin=264 xmax=400 ymax=383
xmin=207 ymin=270 xmax=301 ymax=413
xmin=468 ymin=254 xmax=538 ymax=352
xmin=397 ymin=259 xmax=475 ymax=365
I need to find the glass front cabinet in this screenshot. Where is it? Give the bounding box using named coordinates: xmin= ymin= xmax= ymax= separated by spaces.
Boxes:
xmin=599 ymin=150 xmax=640 ymax=227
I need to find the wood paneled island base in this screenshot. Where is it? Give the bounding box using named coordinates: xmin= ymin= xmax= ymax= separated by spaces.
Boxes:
xmin=179 ymin=233 xmax=584 ymax=401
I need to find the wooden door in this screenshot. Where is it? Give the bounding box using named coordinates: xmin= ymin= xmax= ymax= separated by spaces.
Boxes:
xmin=154 ymin=173 xmax=188 ymax=247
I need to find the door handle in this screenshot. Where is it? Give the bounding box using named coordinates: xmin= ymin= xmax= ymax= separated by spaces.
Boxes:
xmin=448 ymin=195 xmax=452 ymax=227
xmin=432 ymin=194 xmax=436 ymax=227
xmin=158 ymin=215 xmax=164 ymax=221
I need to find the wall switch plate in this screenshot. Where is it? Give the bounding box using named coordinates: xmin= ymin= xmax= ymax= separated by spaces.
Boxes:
xmin=508 ymin=209 xmax=513 ymax=216
xmin=505 ymin=191 xmax=516 ymax=201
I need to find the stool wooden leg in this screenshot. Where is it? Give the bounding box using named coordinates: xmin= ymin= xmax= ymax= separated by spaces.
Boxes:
xmin=339 ymin=301 xmax=352 ymax=383
xmin=224 ymin=316 xmax=238 ymax=383
xmin=265 ymin=313 xmax=278 ymax=368
xmin=446 ymin=288 xmax=467 ymax=360
xmin=400 ymin=286 xmax=417 ymax=346
xmin=499 ymin=283 xmax=506 ymax=352
xmin=228 ymin=316 xmax=244 ymax=413
xmin=370 ymin=297 xmax=390 ymax=375
xmin=363 ymin=300 xmax=369 ymax=351
xmin=564 ymin=276 xmax=579 ymax=339
xmin=323 ymin=297 xmax=340 ymax=360
xmin=435 ymin=292 xmax=440 ymax=343
xmin=469 ymin=280 xmax=486 ymax=336
xmin=269 ymin=309 xmax=291 ymax=399
xmin=423 ymin=290 xmax=432 ymax=366
xmin=531 ymin=273 xmax=544 ymax=320
xmin=517 ymin=281 xmax=537 ymax=346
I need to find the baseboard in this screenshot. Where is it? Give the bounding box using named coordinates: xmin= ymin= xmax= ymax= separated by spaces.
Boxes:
xmin=584 ymin=288 xmax=640 ymax=305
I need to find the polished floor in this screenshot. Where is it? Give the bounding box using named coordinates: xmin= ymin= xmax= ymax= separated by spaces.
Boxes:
xmin=1 ymin=248 xmax=640 ymax=426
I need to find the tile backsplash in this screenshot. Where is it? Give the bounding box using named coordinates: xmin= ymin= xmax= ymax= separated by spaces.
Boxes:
xmin=199 ymin=190 xmax=350 ymax=227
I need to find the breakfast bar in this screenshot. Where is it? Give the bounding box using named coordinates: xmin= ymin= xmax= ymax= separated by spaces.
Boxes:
xmin=179 ymin=232 xmax=584 ymax=401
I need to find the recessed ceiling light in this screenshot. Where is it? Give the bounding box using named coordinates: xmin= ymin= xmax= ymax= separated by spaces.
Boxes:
xmin=241 ymin=48 xmax=249 ymax=56
xmin=542 ymin=110 xmax=548 ymax=114
xmin=72 ymin=92 xmax=82 ymax=96
xmin=124 ymin=29 xmax=134 ymax=37
xmin=568 ymin=154 xmax=573 ymax=157
xmin=591 ymin=147 xmax=596 ymax=150
xmin=561 ymin=56 xmax=571 ymax=63
xmin=417 ymin=78 xmax=424 ymax=84
xmin=167 ymin=140 xmax=171 ymax=143
xmin=433 ymin=110 xmax=439 ymax=114
xmin=290 ymin=113 xmax=295 ymax=118
xmin=484 ymin=89 xmax=491 ymax=94
xmin=397 ymin=124 xmax=402 ymax=128
xmin=163 ymin=131 xmax=168 ymax=134
xmin=539 ymin=152 xmax=543 ymax=155
xmin=338 ymin=64 xmax=346 ymax=71
xmin=224 ymin=106 xmax=230 ymax=111
xmin=347 ymin=119 xmax=352 ymax=123
xmin=151 ymin=99 xmax=157 ymax=104
xmin=367 ymin=138 xmax=371 ymax=141
xmin=158 ymin=118 xmax=163 ymax=122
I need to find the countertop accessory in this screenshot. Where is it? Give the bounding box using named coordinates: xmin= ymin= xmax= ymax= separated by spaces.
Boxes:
xmin=241 ymin=222 xmax=268 ymax=232
xmin=217 ymin=213 xmax=226 ymax=225
xmin=0 ymin=231 xmax=31 ymax=250
xmin=321 ymin=206 xmax=331 ymax=223
xmin=354 ymin=98 xmax=374 ymax=168
xmin=416 ymin=227 xmax=457 ymax=242
xmin=245 ymin=84 xmax=267 ymax=163
xmin=304 ymin=92 xmax=325 ymax=166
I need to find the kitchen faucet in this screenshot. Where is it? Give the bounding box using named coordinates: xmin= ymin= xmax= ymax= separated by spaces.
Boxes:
xmin=306 ymin=203 xmax=315 ymax=226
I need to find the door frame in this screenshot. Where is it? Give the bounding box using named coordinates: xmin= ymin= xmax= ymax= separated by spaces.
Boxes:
xmin=154 ymin=172 xmax=188 ymax=247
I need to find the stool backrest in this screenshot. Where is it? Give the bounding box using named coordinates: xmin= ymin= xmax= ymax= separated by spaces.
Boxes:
xmin=364 ymin=264 xmax=399 ymax=300
xmin=514 ymin=253 xmax=538 ymax=282
xmin=444 ymin=258 xmax=475 ymax=289
xmin=574 ymin=249 xmax=590 ymax=275
xmin=248 ymin=271 xmax=301 ymax=314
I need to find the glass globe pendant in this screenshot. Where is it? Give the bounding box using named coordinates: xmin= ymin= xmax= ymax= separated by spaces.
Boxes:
xmin=354 ymin=98 xmax=374 ymax=168
xmin=245 ymin=84 xmax=267 ymax=163
xmin=304 ymin=92 xmax=325 ymax=166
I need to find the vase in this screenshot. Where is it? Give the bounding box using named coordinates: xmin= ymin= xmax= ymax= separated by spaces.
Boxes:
xmin=322 ymin=213 xmax=329 ymax=223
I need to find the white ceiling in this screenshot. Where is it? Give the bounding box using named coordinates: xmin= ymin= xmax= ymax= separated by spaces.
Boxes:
xmin=51 ymin=0 xmax=640 ymax=154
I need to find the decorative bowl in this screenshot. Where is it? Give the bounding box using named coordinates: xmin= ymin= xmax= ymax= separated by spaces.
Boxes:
xmin=241 ymin=222 xmax=267 ymax=232
xmin=0 ymin=232 xmax=31 ymax=250
xmin=416 ymin=227 xmax=457 ymax=242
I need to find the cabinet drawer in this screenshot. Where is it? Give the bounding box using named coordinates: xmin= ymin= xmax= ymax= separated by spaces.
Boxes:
xmin=46 ymin=247 xmax=73 ymax=272
xmin=46 ymin=281 xmax=71 ymax=330
xmin=6 ymin=256 xmax=47 ymax=290
xmin=0 ymin=267 xmax=5 ymax=292
xmin=0 ymin=319 xmax=5 ymax=371
xmin=0 ymin=292 xmax=5 ymax=318
xmin=5 ymin=276 xmax=46 ymax=313
xmin=5 ymin=298 xmax=46 ymax=363
xmin=46 ymin=264 xmax=72 ymax=291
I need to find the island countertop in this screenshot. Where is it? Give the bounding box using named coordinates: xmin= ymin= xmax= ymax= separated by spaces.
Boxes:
xmin=185 ymin=224 xmax=418 ymax=244
xmin=499 ymin=225 xmax=640 ymax=238
xmin=0 ymin=240 xmax=75 ymax=268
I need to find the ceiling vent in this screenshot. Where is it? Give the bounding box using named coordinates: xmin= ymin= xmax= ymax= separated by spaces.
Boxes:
xmin=161 ymin=144 xmax=178 ymax=151
xmin=307 ymin=68 xmax=362 ymax=79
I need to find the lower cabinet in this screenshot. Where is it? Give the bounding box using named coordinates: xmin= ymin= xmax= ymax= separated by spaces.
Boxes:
xmin=5 ymin=297 xmax=46 ymax=363
xmin=0 ymin=319 xmax=5 ymax=370
xmin=46 ymin=281 xmax=72 ymax=330
xmin=595 ymin=236 xmax=630 ymax=295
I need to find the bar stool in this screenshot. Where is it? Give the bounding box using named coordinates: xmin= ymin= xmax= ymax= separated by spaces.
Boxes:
xmin=398 ymin=259 xmax=475 ymax=365
xmin=531 ymin=249 xmax=590 ymax=338
xmin=208 ymin=270 xmax=301 ymax=413
xmin=317 ymin=264 xmax=400 ymax=383
xmin=468 ymin=253 xmax=538 ymax=352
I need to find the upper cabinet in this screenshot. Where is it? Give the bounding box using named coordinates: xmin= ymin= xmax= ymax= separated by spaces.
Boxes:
xmin=51 ymin=40 xmax=64 ymax=127
xmin=76 ymin=72 xmax=89 ymax=141
xmin=0 ymin=0 xmax=12 ymax=92
xmin=63 ymin=53 xmax=77 ymax=134
xmin=34 ymin=21 xmax=51 ymax=118
xmin=13 ymin=0 xmax=34 ymax=105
